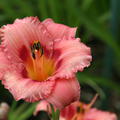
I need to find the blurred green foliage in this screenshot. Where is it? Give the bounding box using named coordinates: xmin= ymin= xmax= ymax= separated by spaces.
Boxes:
xmin=8 ymin=101 xmax=37 ymax=120
xmin=0 ymin=0 xmax=120 ymax=119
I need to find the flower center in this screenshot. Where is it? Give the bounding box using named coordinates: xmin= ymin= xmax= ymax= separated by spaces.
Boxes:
xmin=25 ymin=41 xmax=55 ymax=81
xmin=71 ymin=104 xmax=85 ymax=120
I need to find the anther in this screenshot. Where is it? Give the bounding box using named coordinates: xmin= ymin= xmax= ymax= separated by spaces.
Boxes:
xmin=32 ymin=52 xmax=36 ymax=59
xmin=40 ymin=47 xmax=44 ymax=56
xmin=36 ymin=41 xmax=41 ymax=50
xmin=76 ymin=105 xmax=85 ymax=114
xmin=32 ymin=42 xmax=41 ymax=51
xmin=31 ymin=41 xmax=44 ymax=59
xmin=33 ymin=43 xmax=37 ymax=50
xmin=77 ymin=106 xmax=81 ymax=113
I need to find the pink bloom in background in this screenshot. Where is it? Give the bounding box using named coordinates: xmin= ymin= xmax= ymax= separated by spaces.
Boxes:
xmin=34 ymin=100 xmax=51 ymax=116
xmin=0 ymin=17 xmax=91 ymax=109
xmin=60 ymin=95 xmax=117 ymax=120
xmin=34 ymin=95 xmax=117 ymax=120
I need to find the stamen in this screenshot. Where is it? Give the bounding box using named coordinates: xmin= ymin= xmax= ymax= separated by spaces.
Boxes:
xmin=77 ymin=103 xmax=85 ymax=114
xmin=32 ymin=52 xmax=36 ymax=59
xmin=26 ymin=40 xmax=55 ymax=81
xmin=87 ymin=94 xmax=99 ymax=110
xmin=77 ymin=106 xmax=80 ymax=113
xmin=31 ymin=41 xmax=44 ymax=59
xmin=36 ymin=41 xmax=41 ymax=50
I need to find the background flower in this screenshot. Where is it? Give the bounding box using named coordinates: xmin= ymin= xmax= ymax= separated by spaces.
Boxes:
xmin=60 ymin=97 xmax=117 ymax=120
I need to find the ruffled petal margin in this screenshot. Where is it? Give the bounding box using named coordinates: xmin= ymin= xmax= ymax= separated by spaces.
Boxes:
xmin=2 ymin=72 xmax=55 ymax=102
xmin=42 ymin=18 xmax=77 ymax=40
xmin=0 ymin=50 xmax=10 ymax=79
xmin=54 ymin=38 xmax=92 ymax=78
xmin=0 ymin=17 xmax=54 ymax=63
xmin=0 ymin=17 xmax=41 ymax=62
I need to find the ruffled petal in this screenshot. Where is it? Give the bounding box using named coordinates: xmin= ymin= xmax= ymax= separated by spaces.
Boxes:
xmin=0 ymin=17 xmax=53 ymax=63
xmin=2 ymin=72 xmax=55 ymax=102
xmin=53 ymin=39 xmax=92 ymax=78
xmin=0 ymin=17 xmax=39 ymax=62
xmin=42 ymin=19 xmax=77 ymax=39
xmin=0 ymin=50 xmax=10 ymax=79
xmin=84 ymin=108 xmax=117 ymax=120
xmin=46 ymin=77 xmax=80 ymax=109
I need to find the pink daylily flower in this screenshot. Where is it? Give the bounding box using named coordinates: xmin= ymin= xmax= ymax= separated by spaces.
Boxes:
xmin=60 ymin=95 xmax=117 ymax=120
xmin=0 ymin=17 xmax=91 ymax=109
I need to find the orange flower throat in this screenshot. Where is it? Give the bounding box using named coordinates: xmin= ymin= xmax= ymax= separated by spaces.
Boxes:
xmin=24 ymin=41 xmax=55 ymax=81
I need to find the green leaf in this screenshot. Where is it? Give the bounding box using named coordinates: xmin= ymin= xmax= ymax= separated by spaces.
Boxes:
xmin=47 ymin=0 xmax=59 ymax=22
xmin=12 ymin=0 xmax=34 ymax=16
xmin=55 ymin=109 xmax=60 ymax=120
xmin=77 ymin=73 xmax=106 ymax=99
xmin=17 ymin=103 xmax=36 ymax=120
xmin=77 ymin=73 xmax=120 ymax=94
xmin=98 ymin=11 xmax=111 ymax=22
xmin=81 ymin=0 xmax=94 ymax=11
xmin=50 ymin=104 xmax=60 ymax=120
xmin=8 ymin=102 xmax=37 ymax=120
xmin=38 ymin=0 xmax=48 ymax=20
xmin=77 ymin=10 xmax=120 ymax=61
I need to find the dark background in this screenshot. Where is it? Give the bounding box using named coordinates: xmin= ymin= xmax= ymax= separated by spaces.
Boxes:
xmin=0 ymin=0 xmax=120 ymax=119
